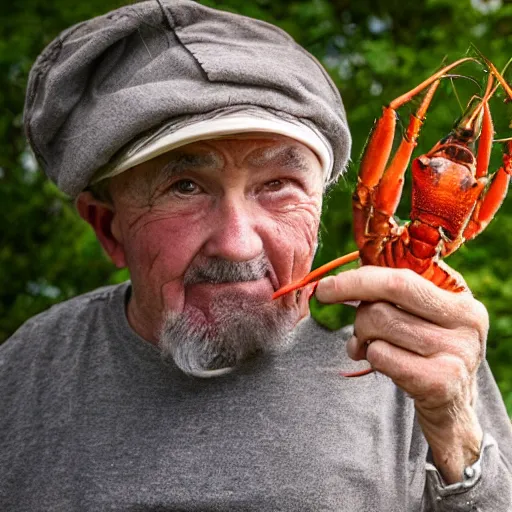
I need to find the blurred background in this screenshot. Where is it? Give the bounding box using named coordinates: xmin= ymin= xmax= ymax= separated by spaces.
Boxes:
xmin=1 ymin=0 xmax=511 ymax=412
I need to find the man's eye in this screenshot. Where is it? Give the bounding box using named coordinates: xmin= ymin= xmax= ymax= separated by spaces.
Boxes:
xmin=265 ymin=179 xmax=285 ymax=191
xmin=172 ymin=179 xmax=200 ymax=194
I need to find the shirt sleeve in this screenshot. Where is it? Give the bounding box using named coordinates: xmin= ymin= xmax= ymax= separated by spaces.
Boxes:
xmin=422 ymin=362 xmax=512 ymax=511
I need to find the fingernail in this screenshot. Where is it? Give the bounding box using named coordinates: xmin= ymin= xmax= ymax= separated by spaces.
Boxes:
xmin=318 ymin=275 xmax=335 ymax=291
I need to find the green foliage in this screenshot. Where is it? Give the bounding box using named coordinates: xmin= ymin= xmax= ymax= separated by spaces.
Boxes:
xmin=1 ymin=0 xmax=512 ymax=412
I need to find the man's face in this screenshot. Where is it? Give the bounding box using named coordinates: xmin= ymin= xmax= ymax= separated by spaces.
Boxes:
xmin=106 ymin=134 xmax=324 ymax=375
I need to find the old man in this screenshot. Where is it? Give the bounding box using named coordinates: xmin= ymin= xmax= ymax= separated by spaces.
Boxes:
xmin=1 ymin=0 xmax=511 ymax=510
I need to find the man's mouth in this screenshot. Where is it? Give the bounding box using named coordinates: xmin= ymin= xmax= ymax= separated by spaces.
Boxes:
xmin=186 ymin=279 xmax=274 ymax=305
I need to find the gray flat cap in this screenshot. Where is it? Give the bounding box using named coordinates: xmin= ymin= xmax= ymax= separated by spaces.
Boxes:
xmin=24 ymin=0 xmax=351 ymax=197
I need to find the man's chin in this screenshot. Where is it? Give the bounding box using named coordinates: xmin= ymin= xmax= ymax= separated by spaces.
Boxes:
xmin=158 ymin=294 xmax=298 ymax=378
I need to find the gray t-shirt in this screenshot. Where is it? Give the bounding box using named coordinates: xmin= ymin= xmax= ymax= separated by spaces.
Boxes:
xmin=1 ymin=283 xmax=511 ymax=511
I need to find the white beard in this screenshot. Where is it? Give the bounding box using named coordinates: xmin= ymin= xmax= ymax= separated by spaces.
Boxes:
xmin=159 ymin=292 xmax=297 ymax=378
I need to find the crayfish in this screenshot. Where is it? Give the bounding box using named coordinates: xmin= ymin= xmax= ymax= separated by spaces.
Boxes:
xmin=273 ymin=56 xmax=512 ymax=376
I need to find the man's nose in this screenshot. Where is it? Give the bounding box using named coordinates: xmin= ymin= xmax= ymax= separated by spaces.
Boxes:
xmin=202 ymin=196 xmax=264 ymax=262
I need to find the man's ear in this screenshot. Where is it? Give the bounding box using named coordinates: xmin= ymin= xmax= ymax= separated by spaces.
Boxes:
xmin=75 ymin=191 xmax=126 ymax=268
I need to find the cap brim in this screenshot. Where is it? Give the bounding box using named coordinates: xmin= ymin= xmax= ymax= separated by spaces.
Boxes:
xmin=93 ymin=114 xmax=333 ymax=183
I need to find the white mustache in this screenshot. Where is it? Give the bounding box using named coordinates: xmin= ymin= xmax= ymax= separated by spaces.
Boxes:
xmin=183 ymin=256 xmax=269 ymax=285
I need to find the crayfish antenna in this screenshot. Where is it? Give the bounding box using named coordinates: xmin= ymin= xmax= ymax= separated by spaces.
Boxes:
xmin=474 ymin=49 xmax=512 ymax=100
xmin=271 ymin=250 xmax=360 ymax=299
xmin=451 ymin=73 xmax=495 ymax=143
xmin=388 ymin=57 xmax=479 ymax=110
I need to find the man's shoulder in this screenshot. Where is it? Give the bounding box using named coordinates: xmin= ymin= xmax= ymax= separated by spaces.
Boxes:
xmin=13 ymin=282 xmax=127 ymax=332
xmin=1 ymin=282 xmax=129 ymax=355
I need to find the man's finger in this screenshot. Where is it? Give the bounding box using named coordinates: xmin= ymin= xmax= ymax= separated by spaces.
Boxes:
xmin=315 ymin=266 xmax=479 ymax=329
xmin=364 ymin=340 xmax=472 ymax=406
xmin=348 ymin=301 xmax=482 ymax=367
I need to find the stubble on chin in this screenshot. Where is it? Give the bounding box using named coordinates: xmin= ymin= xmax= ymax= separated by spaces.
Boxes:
xmin=158 ymin=293 xmax=298 ymax=378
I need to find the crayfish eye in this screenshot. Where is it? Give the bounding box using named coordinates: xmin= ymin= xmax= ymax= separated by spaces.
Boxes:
xmin=456 ymin=127 xmax=474 ymax=141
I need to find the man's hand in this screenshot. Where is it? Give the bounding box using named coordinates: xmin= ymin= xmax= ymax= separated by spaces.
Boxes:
xmin=315 ymin=265 xmax=489 ymax=484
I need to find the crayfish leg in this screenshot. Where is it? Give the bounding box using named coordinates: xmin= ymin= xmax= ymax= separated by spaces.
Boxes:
xmin=355 ymin=58 xmax=475 ymax=193
xmin=374 ymin=81 xmax=441 ymax=217
xmin=340 ymin=367 xmax=374 ymax=378
xmin=463 ymin=140 xmax=512 ymax=242
xmin=462 ymin=63 xmax=512 ymax=242
xmin=475 ymin=99 xmax=494 ymax=179
xmin=354 ymin=81 xmax=440 ymax=251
